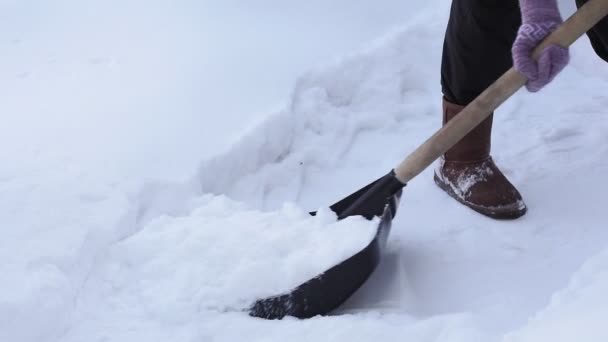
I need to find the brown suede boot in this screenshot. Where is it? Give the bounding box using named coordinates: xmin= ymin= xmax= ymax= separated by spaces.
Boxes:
xmin=434 ymin=97 xmax=527 ymax=219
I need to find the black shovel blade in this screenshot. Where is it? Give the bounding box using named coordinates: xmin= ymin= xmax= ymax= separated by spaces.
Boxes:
xmin=249 ymin=170 xmax=405 ymax=319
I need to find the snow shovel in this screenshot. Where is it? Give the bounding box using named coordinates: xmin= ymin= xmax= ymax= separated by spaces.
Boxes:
xmin=249 ymin=0 xmax=608 ymax=320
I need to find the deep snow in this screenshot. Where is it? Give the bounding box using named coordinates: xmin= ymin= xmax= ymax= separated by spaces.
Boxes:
xmin=3 ymin=0 xmax=608 ymax=341
xmin=0 ymin=0 xmax=417 ymax=183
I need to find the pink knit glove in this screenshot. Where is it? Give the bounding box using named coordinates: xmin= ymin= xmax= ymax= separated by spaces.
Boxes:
xmin=512 ymin=0 xmax=570 ymax=92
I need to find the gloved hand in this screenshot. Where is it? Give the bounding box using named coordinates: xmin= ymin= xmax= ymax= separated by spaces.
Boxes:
xmin=512 ymin=0 xmax=570 ymax=92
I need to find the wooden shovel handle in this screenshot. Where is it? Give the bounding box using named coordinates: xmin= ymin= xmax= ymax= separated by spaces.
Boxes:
xmin=394 ymin=0 xmax=608 ymax=184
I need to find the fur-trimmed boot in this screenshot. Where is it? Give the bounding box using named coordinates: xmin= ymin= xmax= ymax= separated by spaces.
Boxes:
xmin=434 ymin=97 xmax=527 ymax=219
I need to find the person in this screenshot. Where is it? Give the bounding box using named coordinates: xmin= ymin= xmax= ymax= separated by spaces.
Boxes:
xmin=436 ymin=0 xmax=608 ymax=219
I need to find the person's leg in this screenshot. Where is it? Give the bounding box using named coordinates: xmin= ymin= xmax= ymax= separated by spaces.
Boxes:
xmin=576 ymin=0 xmax=608 ymax=62
xmin=436 ymin=0 xmax=527 ymax=219
xmin=442 ymin=0 xmax=522 ymax=104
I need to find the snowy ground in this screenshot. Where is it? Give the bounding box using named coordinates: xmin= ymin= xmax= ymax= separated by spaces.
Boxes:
xmin=3 ymin=0 xmax=608 ymax=341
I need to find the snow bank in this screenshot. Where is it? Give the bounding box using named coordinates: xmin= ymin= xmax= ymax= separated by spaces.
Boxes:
xmin=505 ymin=246 xmax=608 ymax=342
xmin=193 ymin=13 xmax=443 ymax=211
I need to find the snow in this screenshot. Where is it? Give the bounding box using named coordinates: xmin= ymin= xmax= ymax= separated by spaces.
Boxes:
xmin=434 ymin=158 xmax=498 ymax=200
xmin=57 ymin=198 xmax=377 ymax=341
xmin=505 ymin=247 xmax=608 ymax=342
xmin=94 ymin=198 xmax=375 ymax=314
xmin=3 ymin=0 xmax=608 ymax=341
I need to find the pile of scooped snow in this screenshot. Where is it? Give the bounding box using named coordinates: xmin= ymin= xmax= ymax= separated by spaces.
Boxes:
xmin=88 ymin=194 xmax=378 ymax=317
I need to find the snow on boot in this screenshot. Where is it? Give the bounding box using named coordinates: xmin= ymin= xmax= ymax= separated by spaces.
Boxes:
xmin=434 ymin=97 xmax=527 ymax=219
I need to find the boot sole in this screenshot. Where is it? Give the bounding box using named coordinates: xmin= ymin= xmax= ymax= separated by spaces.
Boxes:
xmin=433 ymin=174 xmax=527 ymax=220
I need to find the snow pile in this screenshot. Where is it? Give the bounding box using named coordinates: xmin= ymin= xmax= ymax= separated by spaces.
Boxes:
xmin=194 ymin=13 xmax=443 ymax=211
xmin=58 ymin=195 xmax=378 ymax=340
xmin=101 ymin=196 xmax=376 ymax=311
xmin=506 ymin=247 xmax=608 ymax=342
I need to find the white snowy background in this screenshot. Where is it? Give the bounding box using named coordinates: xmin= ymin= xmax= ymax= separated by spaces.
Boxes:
xmin=2 ymin=0 xmax=608 ymax=341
